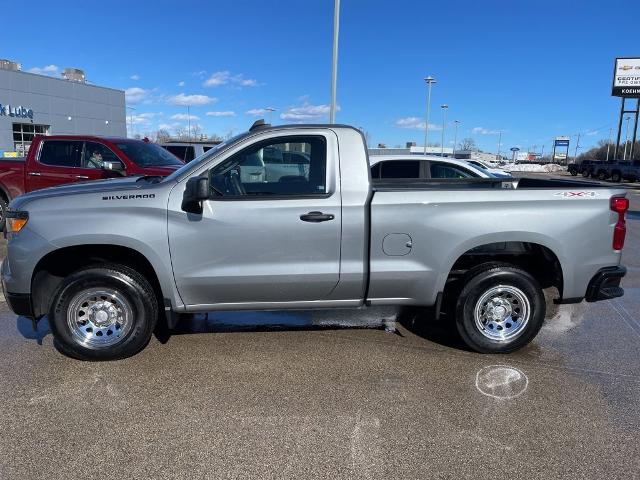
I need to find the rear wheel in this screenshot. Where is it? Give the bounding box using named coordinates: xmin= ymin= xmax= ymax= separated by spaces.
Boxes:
xmin=611 ymin=171 xmax=622 ymax=183
xmin=48 ymin=264 xmax=158 ymax=360
xmin=455 ymin=264 xmax=545 ymax=353
xmin=597 ymin=170 xmax=607 ymax=180
xmin=581 ymin=170 xmax=590 ymax=178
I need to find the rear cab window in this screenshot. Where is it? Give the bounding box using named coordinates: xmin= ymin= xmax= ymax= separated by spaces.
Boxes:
xmin=38 ymin=140 xmax=83 ymax=167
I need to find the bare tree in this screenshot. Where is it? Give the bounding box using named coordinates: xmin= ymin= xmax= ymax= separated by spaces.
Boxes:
xmin=460 ymin=138 xmax=477 ymax=151
xmin=154 ymin=129 xmax=171 ymax=143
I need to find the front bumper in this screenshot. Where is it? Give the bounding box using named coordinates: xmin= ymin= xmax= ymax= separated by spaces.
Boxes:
xmin=585 ymin=266 xmax=626 ymax=302
xmin=1 ymin=257 xmax=35 ymax=318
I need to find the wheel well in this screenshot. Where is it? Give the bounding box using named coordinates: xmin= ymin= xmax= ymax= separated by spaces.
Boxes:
xmin=31 ymin=245 xmax=162 ymax=318
xmin=0 ymin=186 xmax=9 ymax=204
xmin=447 ymin=242 xmax=563 ymax=295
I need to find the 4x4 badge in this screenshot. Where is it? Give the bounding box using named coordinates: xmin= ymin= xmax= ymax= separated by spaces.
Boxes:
xmin=554 ymin=191 xmax=599 ymax=198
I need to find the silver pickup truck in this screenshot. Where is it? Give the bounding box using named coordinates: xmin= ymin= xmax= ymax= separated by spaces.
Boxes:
xmin=1 ymin=122 xmax=628 ymax=360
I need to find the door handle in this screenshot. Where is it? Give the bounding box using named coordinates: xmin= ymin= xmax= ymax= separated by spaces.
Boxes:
xmin=75 ymin=175 xmax=89 ymax=180
xmin=27 ymin=172 xmax=41 ymax=176
xmin=300 ymin=211 xmax=335 ymax=223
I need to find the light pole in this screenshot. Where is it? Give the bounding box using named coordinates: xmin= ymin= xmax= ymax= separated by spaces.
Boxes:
xmin=265 ymin=107 xmax=276 ymax=124
xmin=440 ymin=104 xmax=448 ymax=156
xmin=126 ymin=106 xmax=136 ymax=138
xmin=329 ymin=0 xmax=340 ymax=123
xmin=497 ymin=131 xmax=502 ymax=160
xmin=423 ymin=76 xmax=436 ymax=154
xmin=623 ymin=116 xmax=631 ymax=160
xmin=606 ymin=127 xmax=613 ymax=162
xmin=452 ymin=120 xmax=460 ymax=157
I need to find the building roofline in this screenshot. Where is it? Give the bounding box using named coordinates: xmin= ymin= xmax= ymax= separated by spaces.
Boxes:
xmin=0 ymin=68 xmax=125 ymax=94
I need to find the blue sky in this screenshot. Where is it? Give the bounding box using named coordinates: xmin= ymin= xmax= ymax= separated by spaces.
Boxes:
xmin=4 ymin=0 xmax=640 ymax=154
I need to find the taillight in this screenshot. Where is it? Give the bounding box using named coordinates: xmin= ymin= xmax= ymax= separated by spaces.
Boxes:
xmin=610 ymin=196 xmax=629 ymax=251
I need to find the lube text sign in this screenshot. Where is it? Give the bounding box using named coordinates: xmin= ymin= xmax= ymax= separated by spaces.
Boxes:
xmin=0 ymin=104 xmax=34 ymax=119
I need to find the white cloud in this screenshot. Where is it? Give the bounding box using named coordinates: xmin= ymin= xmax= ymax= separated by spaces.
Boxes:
xmin=178 ymin=81 xmax=185 ymax=87
xmin=280 ymin=103 xmax=337 ymax=121
xmin=206 ymin=111 xmax=236 ymax=117
xmin=585 ymin=130 xmax=599 ymax=136
xmin=203 ymin=70 xmax=260 ymax=88
xmin=130 ymin=74 xmax=140 ymax=81
xmin=246 ymin=108 xmax=269 ymax=117
xmin=472 ymin=127 xmax=501 ymax=135
xmin=171 ymin=113 xmax=200 ymax=121
xmin=167 ymin=93 xmax=216 ymax=106
xmin=28 ymin=64 xmax=59 ymax=76
xmin=129 ymin=112 xmax=162 ymax=125
xmin=395 ymin=117 xmax=441 ymax=130
xmin=125 ymin=87 xmax=149 ymax=104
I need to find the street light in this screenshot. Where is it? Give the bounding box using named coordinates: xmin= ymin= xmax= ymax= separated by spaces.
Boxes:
xmin=452 ymin=120 xmax=460 ymax=157
xmin=423 ymin=76 xmax=436 ymax=154
xmin=497 ymin=131 xmax=502 ymax=160
xmin=329 ymin=0 xmax=340 ymax=123
xmin=126 ymin=106 xmax=136 ymax=138
xmin=265 ymin=107 xmax=276 ymax=124
xmin=440 ymin=104 xmax=448 ymax=156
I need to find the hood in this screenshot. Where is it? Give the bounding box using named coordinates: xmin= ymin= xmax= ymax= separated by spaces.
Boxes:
xmin=138 ymin=165 xmax=182 ymax=176
xmin=10 ymin=176 xmax=169 ymax=210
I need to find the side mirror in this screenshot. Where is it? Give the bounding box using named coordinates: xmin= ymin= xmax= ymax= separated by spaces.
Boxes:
xmin=181 ymin=176 xmax=210 ymax=214
xmin=102 ymin=159 xmax=125 ymax=174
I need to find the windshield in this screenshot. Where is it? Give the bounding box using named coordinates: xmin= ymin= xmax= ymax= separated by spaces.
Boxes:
xmin=116 ymin=141 xmax=184 ymax=167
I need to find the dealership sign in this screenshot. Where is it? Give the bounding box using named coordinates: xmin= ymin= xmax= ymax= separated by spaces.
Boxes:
xmin=0 ymin=104 xmax=34 ymax=119
xmin=612 ymin=58 xmax=640 ymax=97
xmin=554 ymin=137 xmax=570 ymax=147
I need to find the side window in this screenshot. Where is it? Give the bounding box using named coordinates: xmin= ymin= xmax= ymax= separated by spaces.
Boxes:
xmin=370 ymin=163 xmax=381 ymax=179
xmin=82 ymin=142 xmax=120 ymax=169
xmin=38 ymin=140 xmax=83 ymax=167
xmin=430 ymin=162 xmax=477 ymax=179
xmin=209 ymin=136 xmax=327 ymax=197
xmin=379 ymin=160 xmax=420 ymax=178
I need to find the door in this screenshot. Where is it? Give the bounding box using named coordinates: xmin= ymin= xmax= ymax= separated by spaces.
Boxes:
xmin=168 ymin=133 xmax=342 ymax=307
xmin=27 ymin=139 xmax=84 ymax=191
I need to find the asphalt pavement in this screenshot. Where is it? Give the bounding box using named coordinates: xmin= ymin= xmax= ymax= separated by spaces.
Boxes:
xmin=0 ymin=174 xmax=639 ymax=479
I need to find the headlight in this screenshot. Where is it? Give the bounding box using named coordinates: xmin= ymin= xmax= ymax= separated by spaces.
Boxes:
xmin=5 ymin=210 xmax=29 ymax=235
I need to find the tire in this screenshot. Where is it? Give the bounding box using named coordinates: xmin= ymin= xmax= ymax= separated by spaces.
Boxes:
xmin=455 ymin=264 xmax=545 ymax=354
xmin=611 ymin=171 xmax=621 ymax=183
xmin=597 ymin=170 xmax=607 ymax=180
xmin=48 ymin=264 xmax=158 ymax=360
xmin=570 ymin=171 xmax=577 ymax=176
xmin=582 ymin=170 xmax=590 ymax=178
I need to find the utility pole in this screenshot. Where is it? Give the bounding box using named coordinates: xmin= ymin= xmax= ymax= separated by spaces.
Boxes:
xmin=423 ymin=76 xmax=436 ymax=154
xmin=453 ymin=120 xmax=460 ymax=157
xmin=623 ymin=116 xmax=631 ymax=160
xmin=126 ymin=106 xmax=136 ymax=138
xmin=606 ymin=127 xmax=613 ymax=162
xmin=329 ymin=0 xmax=340 ymax=123
xmin=574 ymin=133 xmax=581 ymax=162
xmin=497 ymin=131 xmax=502 ymax=160
xmin=440 ymin=104 xmax=448 ymax=156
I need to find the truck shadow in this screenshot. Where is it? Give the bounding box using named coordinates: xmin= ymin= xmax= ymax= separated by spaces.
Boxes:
xmin=16 ymin=316 xmax=51 ymax=345
xmin=155 ymin=306 xmax=469 ymax=351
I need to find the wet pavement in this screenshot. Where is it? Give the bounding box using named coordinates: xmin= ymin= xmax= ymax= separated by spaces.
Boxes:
xmin=1 ymin=178 xmax=640 ymax=479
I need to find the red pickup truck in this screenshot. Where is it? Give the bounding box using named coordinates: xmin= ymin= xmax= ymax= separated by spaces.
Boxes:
xmin=0 ymin=135 xmax=184 ymax=224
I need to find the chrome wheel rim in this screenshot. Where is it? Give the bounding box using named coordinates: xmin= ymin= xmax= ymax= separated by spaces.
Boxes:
xmin=473 ymin=285 xmax=530 ymax=341
xmin=66 ymin=288 xmax=133 ymax=349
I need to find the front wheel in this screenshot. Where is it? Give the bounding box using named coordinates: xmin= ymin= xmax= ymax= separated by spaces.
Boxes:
xmin=611 ymin=171 xmax=621 ymax=183
xmin=455 ymin=264 xmax=545 ymax=353
xmin=49 ymin=264 xmax=158 ymax=360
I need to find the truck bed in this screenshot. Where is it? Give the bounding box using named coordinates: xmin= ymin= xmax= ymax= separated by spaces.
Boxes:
xmin=372 ymin=176 xmax=605 ymax=191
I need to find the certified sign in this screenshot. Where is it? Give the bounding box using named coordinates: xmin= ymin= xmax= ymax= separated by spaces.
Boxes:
xmin=612 ymin=58 xmax=640 ymax=97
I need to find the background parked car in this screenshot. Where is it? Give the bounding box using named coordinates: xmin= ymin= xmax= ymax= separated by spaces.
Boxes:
xmin=161 ymin=141 xmax=222 ymax=163
xmin=0 ymin=135 xmax=184 ymax=228
xmin=369 ymin=155 xmax=498 ymax=179
xmin=465 ymin=159 xmax=510 ymax=176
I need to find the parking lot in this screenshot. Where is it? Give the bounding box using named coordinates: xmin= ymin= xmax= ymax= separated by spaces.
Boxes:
xmin=0 ymin=173 xmax=639 ymax=479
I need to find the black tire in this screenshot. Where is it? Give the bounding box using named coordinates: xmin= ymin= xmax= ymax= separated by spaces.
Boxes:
xmin=0 ymin=197 xmax=7 ymax=233
xmin=597 ymin=170 xmax=607 ymax=180
xmin=48 ymin=264 xmax=158 ymax=360
xmin=611 ymin=171 xmax=621 ymax=183
xmin=581 ymin=170 xmax=590 ymax=178
xmin=455 ymin=264 xmax=545 ymax=354
xmin=570 ymin=171 xmax=577 ymax=176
